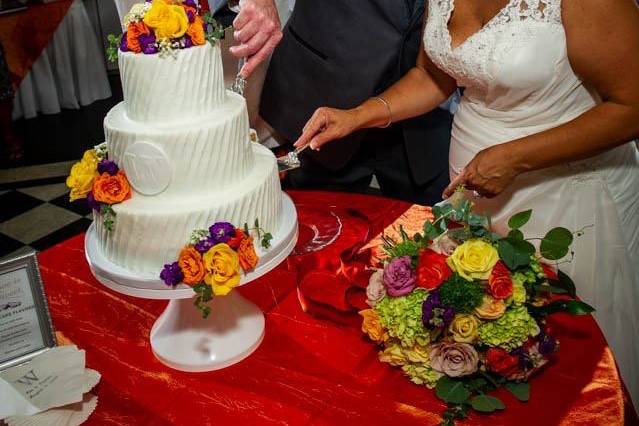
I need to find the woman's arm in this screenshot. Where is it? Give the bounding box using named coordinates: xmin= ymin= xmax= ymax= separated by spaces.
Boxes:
xmin=293 ymin=33 xmax=457 ymax=150
xmin=443 ymin=0 xmax=639 ymax=198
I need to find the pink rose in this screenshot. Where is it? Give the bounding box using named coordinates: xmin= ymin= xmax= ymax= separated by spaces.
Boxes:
xmin=429 ymin=342 xmax=479 ymax=377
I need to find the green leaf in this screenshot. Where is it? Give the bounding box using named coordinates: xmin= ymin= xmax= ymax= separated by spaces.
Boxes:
xmin=505 ymin=382 xmax=530 ymax=402
xmin=540 ymin=227 xmax=573 ymax=260
xmin=566 ymin=300 xmax=595 ymax=315
xmin=261 ymin=233 xmax=273 ymax=249
xmin=435 ymin=377 xmax=471 ymax=404
xmin=508 ymin=210 xmax=532 ymax=230
xmin=413 ymin=232 xmax=423 ymax=243
xmin=549 ymin=270 xmax=577 ymax=298
xmin=548 ymin=286 xmax=569 ymax=294
xmin=497 ymin=238 xmax=535 ymax=270
xmin=470 ymin=395 xmax=505 ymax=413
xmin=508 ymin=229 xmax=524 ymax=240
xmin=423 ymin=221 xmax=441 ymax=241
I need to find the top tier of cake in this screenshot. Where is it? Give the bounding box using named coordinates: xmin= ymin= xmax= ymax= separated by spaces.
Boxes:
xmin=119 ymin=42 xmax=225 ymax=123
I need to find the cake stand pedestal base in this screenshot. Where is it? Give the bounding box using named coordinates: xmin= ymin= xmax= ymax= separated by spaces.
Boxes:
xmin=150 ymin=291 xmax=264 ymax=372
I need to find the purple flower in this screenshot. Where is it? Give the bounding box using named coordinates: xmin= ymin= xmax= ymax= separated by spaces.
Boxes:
xmin=186 ymin=10 xmax=195 ymax=23
xmin=86 ymin=192 xmax=101 ymax=211
xmin=194 ymin=237 xmax=215 ymax=254
xmin=120 ymin=32 xmax=129 ymax=52
xmin=209 ymin=222 xmax=235 ymax=244
xmin=139 ymin=33 xmax=157 ymax=55
xmin=98 ymin=160 xmax=119 ymax=176
xmin=383 ymin=256 xmax=416 ymax=297
xmin=184 ymin=0 xmax=197 ymax=7
xmin=422 ymin=290 xmax=455 ymax=330
xmin=182 ymin=35 xmax=193 ymax=49
xmin=538 ymin=332 xmax=557 ymax=356
xmin=160 ymin=262 xmax=183 ymax=286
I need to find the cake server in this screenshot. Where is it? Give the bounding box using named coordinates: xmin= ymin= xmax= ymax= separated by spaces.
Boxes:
xmin=276 ymin=143 xmax=309 ymax=172
xmin=229 ymin=1 xmax=247 ymax=96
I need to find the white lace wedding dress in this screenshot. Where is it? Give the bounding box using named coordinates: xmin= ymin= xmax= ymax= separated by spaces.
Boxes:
xmin=424 ymin=0 xmax=639 ymax=409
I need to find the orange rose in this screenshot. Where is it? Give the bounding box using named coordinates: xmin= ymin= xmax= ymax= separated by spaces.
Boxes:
xmin=227 ymin=228 xmax=246 ymax=250
xmin=178 ymin=246 xmax=205 ymax=285
xmin=187 ymin=15 xmax=206 ymax=46
xmin=92 ymin=171 xmax=131 ymax=204
xmin=238 ymin=237 xmax=258 ymax=272
xmin=127 ymin=21 xmax=151 ymax=53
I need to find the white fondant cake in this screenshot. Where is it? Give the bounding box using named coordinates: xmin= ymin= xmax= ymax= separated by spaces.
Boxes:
xmin=98 ymin=42 xmax=282 ymax=274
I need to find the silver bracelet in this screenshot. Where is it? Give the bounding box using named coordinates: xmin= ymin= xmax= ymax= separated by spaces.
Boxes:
xmin=372 ymin=96 xmax=392 ymax=128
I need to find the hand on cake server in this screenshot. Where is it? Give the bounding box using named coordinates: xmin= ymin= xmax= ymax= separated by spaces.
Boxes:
xmin=229 ymin=0 xmax=283 ymax=78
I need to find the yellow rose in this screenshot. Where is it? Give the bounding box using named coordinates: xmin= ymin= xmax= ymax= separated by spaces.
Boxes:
xmin=360 ymin=309 xmax=389 ymax=344
xmin=403 ymin=344 xmax=431 ymax=363
xmin=474 ymin=295 xmax=507 ymax=320
xmin=143 ymin=0 xmax=189 ymax=39
xmin=449 ymin=314 xmax=481 ymax=343
xmin=66 ymin=149 xmax=99 ymax=201
xmin=378 ymin=341 xmax=408 ymax=366
xmin=446 ymin=239 xmax=499 ymax=281
xmin=203 ymin=243 xmax=241 ymax=296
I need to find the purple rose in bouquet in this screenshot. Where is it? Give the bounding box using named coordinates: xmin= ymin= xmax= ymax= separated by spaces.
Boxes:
xmin=209 ymin=222 xmax=235 ymax=244
xmin=160 ymin=262 xmax=183 ymax=286
xmin=383 ymin=256 xmax=416 ymax=297
xmin=98 ymin=160 xmax=119 ymax=176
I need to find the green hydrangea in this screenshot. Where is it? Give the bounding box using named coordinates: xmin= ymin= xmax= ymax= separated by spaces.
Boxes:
xmin=439 ymin=274 xmax=484 ymax=314
xmin=478 ymin=306 xmax=540 ymax=351
xmin=402 ymin=362 xmax=443 ymax=388
xmin=375 ymin=289 xmax=431 ymax=348
xmin=508 ymin=280 xmax=527 ymax=305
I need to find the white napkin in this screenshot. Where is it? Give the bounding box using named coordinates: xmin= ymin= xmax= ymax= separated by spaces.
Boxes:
xmin=0 ymin=346 xmax=87 ymax=419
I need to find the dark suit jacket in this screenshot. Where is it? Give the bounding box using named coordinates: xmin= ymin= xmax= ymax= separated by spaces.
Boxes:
xmin=259 ymin=0 xmax=451 ymax=186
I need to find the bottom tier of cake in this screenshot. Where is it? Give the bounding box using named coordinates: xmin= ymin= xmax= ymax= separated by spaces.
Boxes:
xmin=95 ymin=144 xmax=282 ymax=274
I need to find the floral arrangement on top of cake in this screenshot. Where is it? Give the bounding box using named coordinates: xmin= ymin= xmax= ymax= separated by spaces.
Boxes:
xmin=66 ymin=143 xmax=131 ymax=232
xmin=360 ymin=192 xmax=593 ymax=425
xmin=161 ymin=220 xmax=273 ymax=317
xmin=107 ymin=0 xmax=224 ymax=61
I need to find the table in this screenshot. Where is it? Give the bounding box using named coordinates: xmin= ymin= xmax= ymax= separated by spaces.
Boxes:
xmin=0 ymin=0 xmax=74 ymax=88
xmin=37 ymin=191 xmax=633 ymax=425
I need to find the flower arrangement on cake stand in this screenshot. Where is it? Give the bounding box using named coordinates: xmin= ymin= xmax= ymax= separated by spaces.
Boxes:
xmin=84 ymin=194 xmax=298 ymax=372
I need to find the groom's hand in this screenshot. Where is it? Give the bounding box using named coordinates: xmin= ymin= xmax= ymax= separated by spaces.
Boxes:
xmin=230 ymin=0 xmax=283 ymax=78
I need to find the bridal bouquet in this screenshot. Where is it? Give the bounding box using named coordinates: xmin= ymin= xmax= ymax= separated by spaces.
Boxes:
xmin=360 ymin=193 xmax=593 ymax=425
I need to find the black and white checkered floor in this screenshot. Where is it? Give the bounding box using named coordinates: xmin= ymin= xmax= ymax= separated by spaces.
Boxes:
xmin=0 ymin=161 xmax=92 ymax=260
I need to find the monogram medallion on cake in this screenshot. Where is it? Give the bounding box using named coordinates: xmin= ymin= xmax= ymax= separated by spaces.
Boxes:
xmin=121 ymin=142 xmax=172 ymax=195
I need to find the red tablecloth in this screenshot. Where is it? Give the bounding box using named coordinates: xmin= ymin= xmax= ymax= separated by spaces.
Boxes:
xmin=38 ymin=191 xmax=632 ymax=425
xmin=0 ymin=0 xmax=74 ymax=88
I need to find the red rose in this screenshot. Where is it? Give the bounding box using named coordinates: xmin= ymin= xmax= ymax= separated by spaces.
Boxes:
xmin=416 ymin=249 xmax=452 ymax=290
xmin=541 ymin=263 xmax=559 ymax=281
xmin=227 ymin=228 xmax=246 ymax=250
xmin=488 ymin=261 xmax=513 ymax=299
xmin=485 ymin=348 xmax=520 ymax=377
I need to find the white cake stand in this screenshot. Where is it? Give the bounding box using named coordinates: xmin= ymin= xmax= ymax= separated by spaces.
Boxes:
xmin=85 ymin=194 xmax=298 ymax=372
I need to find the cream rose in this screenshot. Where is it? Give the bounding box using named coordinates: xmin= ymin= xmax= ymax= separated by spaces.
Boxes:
xmin=429 ymin=342 xmax=479 ymax=377
xmin=366 ymin=269 xmax=386 ymax=307
xmin=449 ymin=314 xmax=481 ymax=343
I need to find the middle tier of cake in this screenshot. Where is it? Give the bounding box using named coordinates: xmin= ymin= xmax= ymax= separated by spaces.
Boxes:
xmin=105 ymin=91 xmax=253 ymax=196
xmin=96 ymin=143 xmax=282 ymax=274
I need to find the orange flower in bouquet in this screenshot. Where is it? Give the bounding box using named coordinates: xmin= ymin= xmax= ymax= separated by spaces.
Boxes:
xmin=416 ymin=249 xmax=452 ymax=290
xmin=488 ymin=261 xmax=514 ymax=299
xmin=92 ymin=171 xmax=132 ymax=204
xmin=187 ymin=15 xmax=206 ymax=45
xmin=127 ymin=21 xmax=151 ymax=53
xmin=227 ymin=228 xmax=247 ymax=250
xmin=178 ymin=246 xmax=205 ymax=285
xmin=238 ymin=237 xmax=258 ymax=272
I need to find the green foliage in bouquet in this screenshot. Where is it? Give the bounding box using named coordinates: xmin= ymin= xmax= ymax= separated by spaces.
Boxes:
xmin=375 ymin=289 xmax=432 ymax=348
xmin=478 ymin=306 xmax=540 ymax=351
xmin=439 ymin=275 xmax=484 ymax=314
xmin=106 ymin=34 xmax=122 ymax=63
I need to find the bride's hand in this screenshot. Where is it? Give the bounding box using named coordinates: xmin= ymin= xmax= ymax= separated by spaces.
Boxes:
xmin=442 ymin=144 xmax=523 ymax=199
xmin=293 ymin=107 xmax=361 ymax=151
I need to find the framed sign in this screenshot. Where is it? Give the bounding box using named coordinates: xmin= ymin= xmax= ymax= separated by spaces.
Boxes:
xmin=0 ymin=251 xmax=57 ymax=371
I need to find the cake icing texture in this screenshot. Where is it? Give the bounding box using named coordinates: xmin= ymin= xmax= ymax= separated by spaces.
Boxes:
xmin=94 ymin=32 xmax=282 ymax=274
